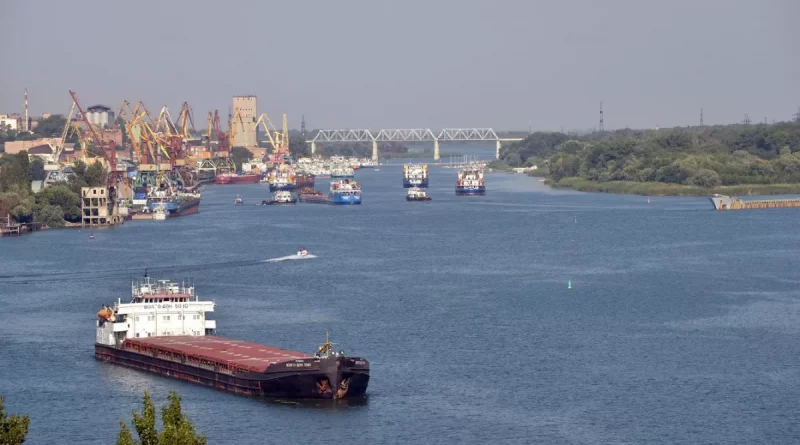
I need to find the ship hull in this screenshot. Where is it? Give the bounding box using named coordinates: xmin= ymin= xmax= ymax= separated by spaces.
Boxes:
xmin=456 ymin=187 xmax=486 ymax=196
xmin=95 ymin=344 xmax=369 ymax=399
xmin=328 ymin=193 xmax=361 ymax=205
xmin=330 ymin=174 xmax=354 ymax=179
xmin=406 ymin=196 xmax=432 ymax=201
xmin=215 ymin=174 xmax=260 ymax=184
xmin=403 ymin=178 xmax=429 ymax=188
xmin=147 ymin=198 xmax=200 ymax=217
xmin=298 ymin=194 xmax=328 ymax=204
xmin=262 ymin=199 xmax=297 ymax=205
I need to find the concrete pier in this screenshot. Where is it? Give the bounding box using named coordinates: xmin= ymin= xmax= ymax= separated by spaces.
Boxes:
xmin=372 ymin=140 xmax=378 ymax=161
xmin=710 ymin=194 xmax=800 ymax=210
xmin=311 ymin=141 xmax=316 ymax=155
xmin=434 ymin=138 xmax=440 ymax=161
xmin=496 ymin=139 xmax=502 ymax=160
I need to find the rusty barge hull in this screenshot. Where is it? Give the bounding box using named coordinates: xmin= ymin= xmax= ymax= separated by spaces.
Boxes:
xmin=95 ymin=336 xmax=369 ymax=399
xmin=710 ymin=195 xmax=800 ymax=210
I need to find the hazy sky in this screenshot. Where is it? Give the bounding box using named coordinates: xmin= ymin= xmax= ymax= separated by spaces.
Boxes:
xmin=1 ymin=0 xmax=798 ymax=131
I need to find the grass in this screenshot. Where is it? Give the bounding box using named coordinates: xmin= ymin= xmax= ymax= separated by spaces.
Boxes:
xmin=549 ymin=177 xmax=800 ymax=196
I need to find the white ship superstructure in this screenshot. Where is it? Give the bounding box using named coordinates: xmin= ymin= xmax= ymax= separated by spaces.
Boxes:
xmin=95 ymin=276 xmax=216 ymax=347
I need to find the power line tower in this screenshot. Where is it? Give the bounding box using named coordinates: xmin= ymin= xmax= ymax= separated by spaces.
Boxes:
xmin=794 ymin=107 xmax=800 ymax=123
xmin=700 ymin=108 xmax=704 ymax=126
xmin=301 ymin=114 xmax=307 ymax=138
xmin=743 ymin=114 xmax=751 ymax=125
xmin=599 ymin=102 xmax=604 ymax=132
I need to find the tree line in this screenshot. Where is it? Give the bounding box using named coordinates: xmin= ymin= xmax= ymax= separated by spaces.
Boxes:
xmin=494 ymin=121 xmax=800 ymax=193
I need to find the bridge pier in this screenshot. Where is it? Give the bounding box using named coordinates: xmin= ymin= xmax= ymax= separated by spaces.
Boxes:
xmin=434 ymin=138 xmax=440 ymax=161
xmin=495 ymin=139 xmax=501 ymax=160
xmin=372 ymin=140 xmax=378 ymax=161
xmin=311 ymin=141 xmax=316 ymax=155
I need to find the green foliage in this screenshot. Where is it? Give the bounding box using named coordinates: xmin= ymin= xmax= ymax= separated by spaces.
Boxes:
xmin=28 ymin=158 xmax=45 ymax=181
xmin=230 ymin=146 xmax=253 ymax=171
xmin=534 ymin=122 xmax=800 ymax=194
xmin=32 ymin=114 xmax=67 ymax=138
xmin=0 ymin=152 xmax=31 ymax=193
xmin=119 ymin=391 xmax=206 ymax=445
xmin=34 ymin=205 xmax=65 ymax=227
xmin=0 ymin=396 xmax=30 ymax=445
xmin=35 ymin=185 xmax=81 ymax=223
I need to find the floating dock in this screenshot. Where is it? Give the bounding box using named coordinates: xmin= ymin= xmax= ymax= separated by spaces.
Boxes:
xmin=710 ymin=194 xmax=800 ymax=210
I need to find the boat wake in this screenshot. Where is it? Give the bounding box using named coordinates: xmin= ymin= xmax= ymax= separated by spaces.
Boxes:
xmin=264 ymin=254 xmax=318 ymax=263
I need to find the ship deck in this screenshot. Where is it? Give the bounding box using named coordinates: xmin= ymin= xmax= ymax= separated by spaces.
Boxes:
xmin=125 ymin=336 xmax=311 ymax=373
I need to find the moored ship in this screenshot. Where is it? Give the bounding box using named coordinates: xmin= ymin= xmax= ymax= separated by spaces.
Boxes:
xmin=262 ymin=190 xmax=297 ymax=205
xmin=95 ymin=275 xmax=369 ymax=399
xmin=267 ymin=166 xmax=297 ymax=191
xmin=330 ymin=166 xmax=355 ymax=179
xmin=146 ymin=176 xmax=202 ymax=217
xmin=403 ymin=164 xmax=429 ymax=188
xmin=406 ymin=187 xmax=431 ymax=201
xmin=329 ymin=179 xmax=361 ymax=205
xmin=215 ymin=173 xmax=260 ymax=184
xmin=455 ymin=168 xmax=486 ymax=196
xmin=295 ymin=172 xmax=315 ymax=189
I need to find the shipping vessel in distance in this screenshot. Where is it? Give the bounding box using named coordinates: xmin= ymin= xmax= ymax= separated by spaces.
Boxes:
xmin=215 ymin=172 xmax=260 ymax=184
xmin=330 ymin=166 xmax=355 ymax=179
xmin=403 ymin=164 xmax=429 ymax=188
xmin=262 ymin=191 xmax=297 ymax=205
xmin=456 ymin=168 xmax=486 ymax=196
xmin=267 ymin=166 xmax=297 ymax=192
xmin=329 ymin=179 xmax=361 ymax=205
xmin=295 ymin=171 xmax=315 ymax=189
xmin=406 ymin=187 xmax=431 ymax=201
xmin=95 ymin=275 xmax=369 ymax=399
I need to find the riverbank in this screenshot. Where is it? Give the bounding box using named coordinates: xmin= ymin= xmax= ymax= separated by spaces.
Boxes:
xmin=548 ymin=177 xmax=800 ymax=196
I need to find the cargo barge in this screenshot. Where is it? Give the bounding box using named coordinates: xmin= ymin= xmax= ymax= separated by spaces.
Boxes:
xmin=295 ymin=172 xmax=315 ymax=189
xmin=298 ymin=188 xmax=328 ymax=204
xmin=95 ymin=276 xmax=369 ymax=399
xmin=710 ymin=194 xmax=800 ymax=210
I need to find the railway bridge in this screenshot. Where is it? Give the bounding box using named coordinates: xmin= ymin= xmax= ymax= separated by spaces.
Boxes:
xmin=308 ymin=128 xmax=524 ymax=161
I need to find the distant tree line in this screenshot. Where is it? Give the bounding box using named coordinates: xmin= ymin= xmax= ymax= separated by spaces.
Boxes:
xmin=494 ymin=121 xmax=800 ymax=193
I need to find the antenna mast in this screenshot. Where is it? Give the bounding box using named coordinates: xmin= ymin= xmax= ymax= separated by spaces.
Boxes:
xmin=599 ymin=102 xmax=604 ymax=132
xmin=743 ymin=114 xmax=751 ymax=125
xmin=24 ymin=88 xmax=29 ymax=132
xmin=301 ymin=115 xmax=307 ymax=138
xmin=700 ymin=108 xmax=704 ymax=126
xmin=794 ymin=107 xmax=800 ymax=124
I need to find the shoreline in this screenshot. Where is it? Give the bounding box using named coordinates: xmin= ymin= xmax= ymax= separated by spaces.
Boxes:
xmin=546 ymin=177 xmax=800 ymax=197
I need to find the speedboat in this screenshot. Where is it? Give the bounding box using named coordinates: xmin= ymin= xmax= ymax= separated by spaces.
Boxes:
xmin=234 ymin=195 xmax=243 ymax=205
xmin=89 ymin=234 xmax=95 ymax=239
xmin=297 ymin=247 xmax=309 ymax=256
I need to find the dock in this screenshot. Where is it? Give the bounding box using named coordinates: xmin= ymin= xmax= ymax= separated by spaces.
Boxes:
xmin=710 ymin=194 xmax=800 ymax=210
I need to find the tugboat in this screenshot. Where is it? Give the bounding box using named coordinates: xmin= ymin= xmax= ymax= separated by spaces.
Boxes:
xmin=297 ymin=187 xmax=328 ymax=204
xmin=403 ymin=164 xmax=429 ymax=188
xmin=95 ymin=274 xmax=369 ymax=399
xmin=328 ymin=179 xmax=361 ymax=205
xmin=406 ymin=187 xmax=432 ymax=201
xmin=233 ymin=195 xmax=243 ymax=205
xmin=261 ymin=191 xmax=297 ymax=205
xmin=455 ymin=168 xmax=486 ymax=196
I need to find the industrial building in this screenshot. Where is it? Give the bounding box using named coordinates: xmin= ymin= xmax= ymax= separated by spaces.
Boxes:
xmin=232 ymin=96 xmax=257 ymax=147
xmin=0 ymin=114 xmax=21 ymax=131
xmin=81 ymin=105 xmax=115 ymax=128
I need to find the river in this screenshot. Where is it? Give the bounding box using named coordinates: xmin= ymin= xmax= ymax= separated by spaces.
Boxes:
xmin=1 ymin=147 xmax=798 ymax=444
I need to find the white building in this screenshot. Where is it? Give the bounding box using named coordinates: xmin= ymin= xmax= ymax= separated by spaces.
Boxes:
xmin=83 ymin=105 xmax=115 ymax=128
xmin=0 ymin=114 xmax=20 ymax=131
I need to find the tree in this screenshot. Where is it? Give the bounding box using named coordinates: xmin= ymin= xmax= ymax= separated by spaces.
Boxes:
xmin=0 ymin=396 xmax=30 ymax=445
xmin=32 ymin=114 xmax=67 ymax=138
xmin=117 ymin=391 xmax=206 ymax=445
xmin=28 ymin=158 xmax=46 ymax=181
xmin=35 ymin=185 xmax=81 ymax=222
xmin=34 ymin=205 xmax=65 ymax=227
xmin=230 ymin=146 xmax=253 ymax=171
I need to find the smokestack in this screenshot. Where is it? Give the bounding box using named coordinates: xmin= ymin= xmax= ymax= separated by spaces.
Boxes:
xmin=24 ymin=88 xmax=29 ymax=132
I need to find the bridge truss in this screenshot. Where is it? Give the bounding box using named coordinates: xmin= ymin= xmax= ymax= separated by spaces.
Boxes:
xmin=309 ymin=127 xmax=520 ymax=161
